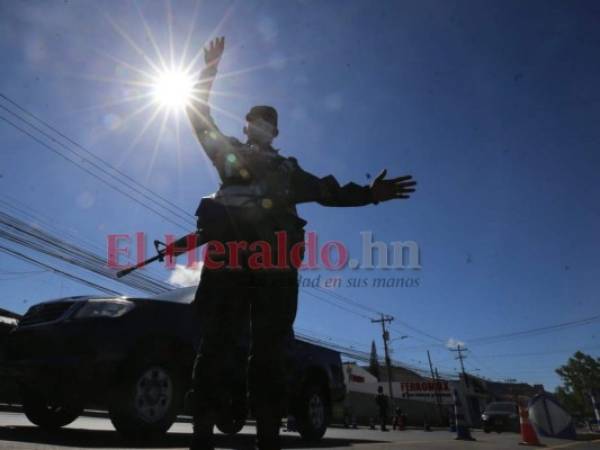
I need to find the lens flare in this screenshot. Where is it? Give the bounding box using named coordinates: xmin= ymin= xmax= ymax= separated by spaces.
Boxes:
xmin=152 ymin=69 xmax=195 ymax=109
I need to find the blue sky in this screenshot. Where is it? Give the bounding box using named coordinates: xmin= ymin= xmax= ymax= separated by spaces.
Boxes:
xmin=1 ymin=0 xmax=599 ymax=390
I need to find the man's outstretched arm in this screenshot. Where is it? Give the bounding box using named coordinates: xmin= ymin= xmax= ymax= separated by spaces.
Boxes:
xmin=291 ymin=163 xmax=417 ymax=207
xmin=186 ymin=37 xmax=231 ymax=163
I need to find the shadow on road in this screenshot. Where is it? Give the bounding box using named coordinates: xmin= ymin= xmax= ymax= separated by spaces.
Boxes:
xmin=0 ymin=426 xmax=384 ymax=449
xmin=576 ymin=432 xmax=600 ymax=442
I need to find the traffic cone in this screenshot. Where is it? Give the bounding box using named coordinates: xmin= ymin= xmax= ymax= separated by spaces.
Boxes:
xmin=518 ymin=401 xmax=543 ymax=446
xmin=453 ymin=390 xmax=475 ymax=441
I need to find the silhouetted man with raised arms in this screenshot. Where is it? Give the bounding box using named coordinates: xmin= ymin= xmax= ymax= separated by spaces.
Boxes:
xmin=186 ymin=36 xmax=416 ymax=450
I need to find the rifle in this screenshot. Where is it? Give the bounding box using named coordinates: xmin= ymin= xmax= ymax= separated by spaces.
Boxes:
xmin=116 ymin=231 xmax=205 ymax=278
xmin=116 ymin=196 xmax=260 ymax=278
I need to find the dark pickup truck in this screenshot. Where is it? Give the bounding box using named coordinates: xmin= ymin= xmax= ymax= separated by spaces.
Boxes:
xmin=0 ymin=310 xmax=19 ymax=405
xmin=0 ymin=287 xmax=345 ymax=440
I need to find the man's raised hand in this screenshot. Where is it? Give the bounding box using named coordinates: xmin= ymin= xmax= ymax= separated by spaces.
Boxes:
xmin=371 ymin=169 xmax=417 ymax=204
xmin=204 ymin=36 xmax=225 ymax=68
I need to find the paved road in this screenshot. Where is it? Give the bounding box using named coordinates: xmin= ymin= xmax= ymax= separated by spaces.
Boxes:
xmin=0 ymin=411 xmax=598 ymax=450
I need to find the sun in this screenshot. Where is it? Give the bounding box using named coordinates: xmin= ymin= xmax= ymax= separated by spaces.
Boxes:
xmin=151 ymin=69 xmax=195 ymax=109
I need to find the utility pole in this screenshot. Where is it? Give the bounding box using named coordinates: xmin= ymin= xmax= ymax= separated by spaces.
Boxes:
xmin=434 ymin=367 xmax=448 ymax=425
xmin=450 ymin=344 xmax=469 ymax=387
xmin=372 ymin=314 xmax=395 ymax=408
xmin=427 ymin=350 xmax=443 ymax=422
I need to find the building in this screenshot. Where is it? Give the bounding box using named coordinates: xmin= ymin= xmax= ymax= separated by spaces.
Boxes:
xmin=342 ymin=362 xmax=453 ymax=426
xmin=342 ymin=362 xmax=545 ymax=427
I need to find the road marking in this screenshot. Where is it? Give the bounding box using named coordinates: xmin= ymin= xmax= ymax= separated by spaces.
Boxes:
xmin=353 ymin=439 xmax=461 ymax=448
xmin=546 ymin=439 xmax=600 ymax=449
xmin=352 ymin=438 xmax=600 ymax=450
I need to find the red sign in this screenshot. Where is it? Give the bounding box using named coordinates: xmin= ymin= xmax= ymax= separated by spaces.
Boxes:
xmin=400 ymin=381 xmax=450 ymax=393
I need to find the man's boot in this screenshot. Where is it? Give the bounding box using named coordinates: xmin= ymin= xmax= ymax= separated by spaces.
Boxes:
xmin=255 ymin=406 xmax=281 ymax=450
xmin=190 ymin=414 xmax=216 ymax=450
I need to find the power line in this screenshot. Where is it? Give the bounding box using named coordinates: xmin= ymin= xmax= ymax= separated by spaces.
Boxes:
xmin=310 ymin=286 xmax=446 ymax=346
xmin=0 ymin=193 xmax=166 ymax=280
xmin=0 ymin=93 xmax=192 ymax=220
xmin=0 ymin=273 xmax=44 ymax=280
xmin=0 ymin=103 xmax=195 ymax=232
xmin=465 ymin=314 xmax=600 ymax=346
xmin=301 ymin=289 xmax=373 ymax=320
xmin=0 ymin=244 xmax=121 ymax=296
xmin=310 ymin=288 xmax=446 ymax=345
xmin=299 ymin=288 xmax=458 ymax=378
xmin=398 ymin=312 xmax=600 ymax=354
xmin=391 ymin=320 xmax=445 ymax=344
xmin=0 ymin=268 xmax=48 ymax=275
xmin=312 ymin=286 xmax=384 ymax=315
xmin=469 ymin=345 xmax=600 ymax=360
xmin=295 ymin=329 xmax=456 ymax=380
xmin=294 ymin=326 xmax=371 ymax=351
xmin=467 ymin=348 xmax=508 ymax=380
xmin=0 ymin=209 xmax=172 ymax=294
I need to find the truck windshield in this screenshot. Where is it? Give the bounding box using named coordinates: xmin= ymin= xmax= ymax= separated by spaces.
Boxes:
xmin=148 ymin=287 xmax=196 ymax=304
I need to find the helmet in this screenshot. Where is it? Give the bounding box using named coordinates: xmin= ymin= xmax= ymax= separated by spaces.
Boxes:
xmin=246 ymin=105 xmax=278 ymax=128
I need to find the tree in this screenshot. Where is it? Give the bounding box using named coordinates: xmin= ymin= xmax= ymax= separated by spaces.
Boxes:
xmin=368 ymin=340 xmax=380 ymax=380
xmin=555 ymin=351 xmax=600 ymax=419
xmin=555 ymin=386 xmax=591 ymax=418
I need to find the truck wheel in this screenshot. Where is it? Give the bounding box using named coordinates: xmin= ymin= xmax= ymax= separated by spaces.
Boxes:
xmin=21 ymin=388 xmax=82 ymax=430
xmin=295 ymin=383 xmax=329 ymax=441
xmin=109 ymin=363 xmax=180 ymax=439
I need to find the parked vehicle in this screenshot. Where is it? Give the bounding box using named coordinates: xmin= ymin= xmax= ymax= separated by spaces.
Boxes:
xmin=0 ymin=311 xmax=19 ymax=352
xmin=481 ymin=401 xmax=519 ymax=433
xmin=0 ymin=310 xmax=20 ymax=405
xmin=1 ymin=287 xmax=345 ymax=440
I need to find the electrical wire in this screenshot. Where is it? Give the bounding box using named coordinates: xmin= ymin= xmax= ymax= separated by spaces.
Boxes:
xmin=0 ymin=209 xmax=172 ymax=294
xmin=0 ymin=112 xmax=192 ymax=232
xmin=0 ymin=93 xmax=192 ymax=220
xmin=0 ymin=244 xmax=121 ymax=295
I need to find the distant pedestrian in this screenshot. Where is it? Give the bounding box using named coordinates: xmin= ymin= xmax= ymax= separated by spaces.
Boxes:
xmin=393 ymin=406 xmax=404 ymax=430
xmin=423 ymin=413 xmax=431 ymax=431
xmin=375 ymin=386 xmax=389 ymax=431
xmin=343 ymin=405 xmax=351 ymax=428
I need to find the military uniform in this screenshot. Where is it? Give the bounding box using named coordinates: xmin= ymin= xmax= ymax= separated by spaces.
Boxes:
xmin=187 ymin=67 xmax=376 ymax=450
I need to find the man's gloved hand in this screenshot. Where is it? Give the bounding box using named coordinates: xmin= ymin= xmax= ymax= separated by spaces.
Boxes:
xmin=204 ymin=36 xmax=225 ymax=68
xmin=371 ymin=169 xmax=417 ymax=204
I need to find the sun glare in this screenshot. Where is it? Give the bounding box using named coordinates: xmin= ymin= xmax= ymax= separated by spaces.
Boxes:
xmin=152 ymin=69 xmax=195 ymax=109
